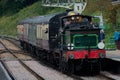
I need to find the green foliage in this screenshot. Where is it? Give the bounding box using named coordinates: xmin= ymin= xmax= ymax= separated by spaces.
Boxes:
xmin=0 ymin=0 xmax=119 ymax=44
xmin=0 ymin=1 xmax=65 ymax=36
xmin=0 ymin=0 xmax=39 ymax=16
xmin=83 ymin=0 xmax=119 ymax=48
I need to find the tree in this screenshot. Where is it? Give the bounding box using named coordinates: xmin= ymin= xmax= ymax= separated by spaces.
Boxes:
xmin=0 ymin=0 xmax=39 ymax=16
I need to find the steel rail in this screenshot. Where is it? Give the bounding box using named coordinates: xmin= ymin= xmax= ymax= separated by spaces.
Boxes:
xmin=4 ymin=37 xmax=22 ymax=49
xmin=2 ymin=37 xmax=116 ymax=80
xmin=70 ymin=74 xmax=84 ymax=80
xmin=0 ymin=40 xmax=45 ymax=80
xmin=0 ymin=60 xmax=16 ymax=80
xmin=100 ymin=73 xmax=116 ymax=80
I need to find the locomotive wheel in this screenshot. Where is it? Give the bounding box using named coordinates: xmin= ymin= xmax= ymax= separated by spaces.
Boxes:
xmin=59 ymin=61 xmax=68 ymax=73
xmin=35 ymin=49 xmax=40 ymax=59
xmin=33 ymin=47 xmax=37 ymax=56
xmin=30 ymin=45 xmax=35 ymax=56
xmin=68 ymin=60 xmax=75 ymax=74
xmin=49 ymin=53 xmax=54 ymax=64
xmin=118 ymin=67 xmax=120 ymax=74
xmin=23 ymin=42 xmax=26 ymax=50
xmin=46 ymin=53 xmax=50 ymax=62
xmin=25 ymin=43 xmax=29 ymax=51
xmin=30 ymin=46 xmax=33 ymax=54
xmin=20 ymin=41 xmax=23 ymax=47
xmin=89 ymin=63 xmax=101 ymax=75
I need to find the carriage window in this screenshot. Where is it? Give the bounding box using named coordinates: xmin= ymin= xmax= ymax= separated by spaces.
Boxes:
xmin=45 ymin=28 xmax=48 ymax=33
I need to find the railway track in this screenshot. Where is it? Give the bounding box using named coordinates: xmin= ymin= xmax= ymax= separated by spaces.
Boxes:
xmin=0 ymin=38 xmax=74 ymax=80
xmin=0 ymin=60 xmax=16 ymax=80
xmin=69 ymin=73 xmax=116 ymax=80
xmin=100 ymin=71 xmax=120 ymax=80
xmin=0 ymin=37 xmax=119 ymax=80
xmin=0 ymin=39 xmax=44 ymax=80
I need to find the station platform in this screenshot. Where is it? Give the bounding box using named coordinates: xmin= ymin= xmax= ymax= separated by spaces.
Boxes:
xmin=106 ymin=50 xmax=120 ymax=61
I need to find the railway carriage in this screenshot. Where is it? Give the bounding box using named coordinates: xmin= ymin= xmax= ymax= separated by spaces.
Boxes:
xmin=17 ymin=10 xmax=106 ymax=74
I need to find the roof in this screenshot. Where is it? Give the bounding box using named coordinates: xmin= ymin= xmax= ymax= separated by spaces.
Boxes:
xmin=19 ymin=14 xmax=56 ymax=24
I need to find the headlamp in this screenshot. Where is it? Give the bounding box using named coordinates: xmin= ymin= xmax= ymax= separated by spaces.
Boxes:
xmin=98 ymin=42 xmax=105 ymax=49
xmin=67 ymin=43 xmax=74 ymax=50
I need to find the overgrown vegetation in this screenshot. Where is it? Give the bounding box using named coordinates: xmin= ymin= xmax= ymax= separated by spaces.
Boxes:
xmin=0 ymin=0 xmax=119 ymax=40
xmin=0 ymin=1 xmax=65 ymax=36
xmin=0 ymin=0 xmax=39 ymax=16
xmin=84 ymin=0 xmax=120 ymax=44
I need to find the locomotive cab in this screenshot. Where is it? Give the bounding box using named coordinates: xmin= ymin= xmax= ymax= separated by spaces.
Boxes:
xmin=60 ymin=14 xmax=106 ymax=60
xmin=58 ymin=13 xmax=106 ymax=73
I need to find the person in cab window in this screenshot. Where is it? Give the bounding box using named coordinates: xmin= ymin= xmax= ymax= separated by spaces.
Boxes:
xmin=64 ymin=19 xmax=71 ymax=29
xmin=89 ymin=21 xmax=98 ymax=29
xmin=65 ymin=19 xmax=71 ymax=26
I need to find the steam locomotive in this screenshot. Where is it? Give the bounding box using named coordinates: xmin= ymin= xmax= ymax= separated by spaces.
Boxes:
xmin=17 ymin=10 xmax=106 ymax=73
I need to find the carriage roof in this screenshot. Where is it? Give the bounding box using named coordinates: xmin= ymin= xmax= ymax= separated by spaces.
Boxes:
xmin=18 ymin=10 xmax=95 ymax=25
xmin=18 ymin=14 xmax=56 ymax=24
